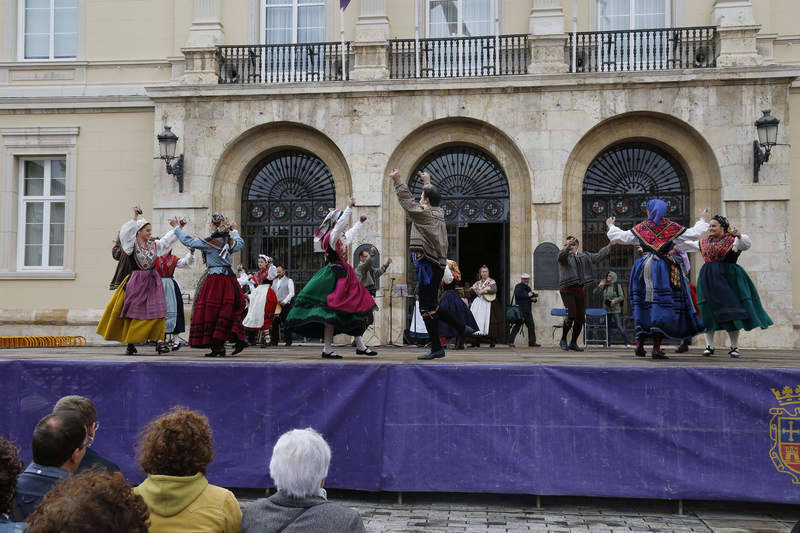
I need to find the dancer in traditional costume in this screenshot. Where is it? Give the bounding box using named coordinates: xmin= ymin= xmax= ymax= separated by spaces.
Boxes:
xmin=284 ymin=197 xmax=378 ymax=359
xmin=678 ymin=215 xmax=772 ymax=358
xmin=242 ymin=254 xmax=279 ymax=345
xmin=606 ymin=200 xmax=708 ymax=359
xmin=174 ymin=214 xmax=247 ymax=357
xmin=557 ymin=237 xmax=612 ymax=352
xmin=440 ymin=260 xmax=478 ymax=349
xmin=97 ymin=206 xmax=180 ymax=355
xmin=469 ymin=265 xmax=503 ymax=347
xmin=390 ymin=168 xmax=473 ymax=360
xmin=153 ymin=246 xmax=195 ymax=353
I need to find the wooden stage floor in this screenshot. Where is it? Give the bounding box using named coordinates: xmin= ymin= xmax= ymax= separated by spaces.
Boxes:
xmin=0 ymin=343 xmax=798 ymax=368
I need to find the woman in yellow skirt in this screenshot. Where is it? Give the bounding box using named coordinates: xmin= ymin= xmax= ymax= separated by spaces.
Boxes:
xmin=97 ymin=206 xmax=182 ymax=354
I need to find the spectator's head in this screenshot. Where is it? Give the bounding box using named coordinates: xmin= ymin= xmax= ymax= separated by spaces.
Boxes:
xmin=137 ymin=407 xmax=214 ymax=477
xmin=521 ymin=273 xmax=530 ymax=285
xmin=53 ymin=395 xmax=99 ymax=444
xmin=421 ymin=184 xmax=441 ymax=207
xmin=359 ymin=249 xmax=369 ymax=262
xmin=25 ymin=471 xmax=149 ymax=533
xmin=276 ymin=265 xmax=286 ymax=277
xmin=32 ymin=412 xmax=87 ymax=473
xmin=0 ymin=437 xmax=24 ymax=515
xmin=269 ymin=428 xmax=331 ymax=498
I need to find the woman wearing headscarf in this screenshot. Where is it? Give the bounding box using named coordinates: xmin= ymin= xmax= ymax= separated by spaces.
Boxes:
xmin=242 ymin=254 xmax=279 ymax=344
xmin=97 ymin=205 xmax=180 ymax=355
xmin=284 ymin=197 xmax=378 ymax=359
xmin=606 ymin=199 xmax=709 ymax=359
xmin=153 ymin=244 xmax=195 ymax=353
xmin=174 ymin=214 xmax=247 ymax=357
xmin=678 ymin=215 xmax=772 ymax=358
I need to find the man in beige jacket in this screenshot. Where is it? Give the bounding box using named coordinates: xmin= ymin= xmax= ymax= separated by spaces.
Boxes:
xmin=391 ymin=169 xmax=473 ymax=360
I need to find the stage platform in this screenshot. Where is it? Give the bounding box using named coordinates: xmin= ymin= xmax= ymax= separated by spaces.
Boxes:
xmin=2 ymin=344 xmax=800 ymax=505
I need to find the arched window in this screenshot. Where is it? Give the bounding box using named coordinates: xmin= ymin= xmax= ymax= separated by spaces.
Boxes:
xmin=242 ymin=150 xmax=336 ymax=286
xmin=582 ymin=142 xmax=689 ymax=305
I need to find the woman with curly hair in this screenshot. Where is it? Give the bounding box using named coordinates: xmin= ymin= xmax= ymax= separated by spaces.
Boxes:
xmin=134 ymin=407 xmax=241 ymax=533
xmin=679 ymin=215 xmax=773 ymax=358
xmin=25 ymin=471 xmax=149 ymax=533
xmin=0 ymin=437 xmax=24 ymax=532
xmin=174 ymin=214 xmax=247 ymax=357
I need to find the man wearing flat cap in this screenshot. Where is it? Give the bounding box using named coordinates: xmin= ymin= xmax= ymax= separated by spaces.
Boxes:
xmin=508 ymin=274 xmax=540 ymax=347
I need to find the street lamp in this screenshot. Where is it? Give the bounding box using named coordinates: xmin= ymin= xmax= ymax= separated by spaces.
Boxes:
xmin=753 ymin=110 xmax=780 ymax=183
xmin=157 ymin=125 xmax=184 ymax=192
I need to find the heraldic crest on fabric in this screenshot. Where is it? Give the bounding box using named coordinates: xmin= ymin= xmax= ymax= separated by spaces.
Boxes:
xmin=769 ymin=385 xmax=800 ymax=485
xmin=631 ymin=218 xmax=687 ymax=255
xmin=700 ymin=233 xmax=736 ymax=263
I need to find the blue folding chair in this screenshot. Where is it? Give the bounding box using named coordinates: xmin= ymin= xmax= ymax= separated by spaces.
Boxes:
xmin=584 ymin=308 xmax=609 ymax=348
xmin=550 ymin=308 xmax=568 ymax=346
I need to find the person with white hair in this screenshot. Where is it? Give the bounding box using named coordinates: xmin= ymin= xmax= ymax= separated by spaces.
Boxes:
xmin=241 ymin=428 xmax=365 ymax=533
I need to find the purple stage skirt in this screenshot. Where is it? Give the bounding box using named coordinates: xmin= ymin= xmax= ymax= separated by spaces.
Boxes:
xmin=120 ymin=269 xmax=166 ymax=321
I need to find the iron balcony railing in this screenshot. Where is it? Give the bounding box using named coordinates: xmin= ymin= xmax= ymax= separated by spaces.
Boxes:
xmin=568 ymin=26 xmax=716 ymax=73
xmin=389 ymin=34 xmax=528 ymax=79
xmin=217 ymin=42 xmax=351 ymax=84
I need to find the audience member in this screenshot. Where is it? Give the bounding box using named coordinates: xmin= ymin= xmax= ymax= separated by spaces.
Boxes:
xmin=25 ymin=471 xmax=149 ymax=533
xmin=134 ymin=407 xmax=241 ymax=533
xmin=52 ymin=395 xmax=120 ymax=473
xmin=14 ymin=412 xmax=87 ymax=520
xmin=0 ymin=438 xmax=25 ymax=532
xmin=241 ymin=428 xmax=365 ymax=533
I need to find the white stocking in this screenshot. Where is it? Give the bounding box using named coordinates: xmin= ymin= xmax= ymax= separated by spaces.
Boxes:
xmin=323 ymin=324 xmax=335 ymax=354
xmin=704 ymin=332 xmax=715 ymax=348
xmin=728 ymin=330 xmax=740 ymax=349
xmin=355 ymin=336 xmax=367 ymax=351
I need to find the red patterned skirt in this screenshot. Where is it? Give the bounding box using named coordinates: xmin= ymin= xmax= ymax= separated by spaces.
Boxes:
xmin=189 ymin=273 xmax=246 ymax=348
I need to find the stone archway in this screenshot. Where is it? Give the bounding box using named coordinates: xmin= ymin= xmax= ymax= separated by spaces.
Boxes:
xmin=562 ymin=111 xmax=723 ymax=237
xmin=211 ymin=122 xmax=352 ymax=218
xmin=382 ymin=118 xmax=533 ymax=287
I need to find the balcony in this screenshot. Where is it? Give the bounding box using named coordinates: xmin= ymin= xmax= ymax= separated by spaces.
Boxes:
xmin=213 ymin=26 xmax=719 ymax=85
xmin=388 ymin=34 xmax=529 ymax=79
xmin=568 ymin=26 xmax=717 ymax=73
xmin=217 ymin=42 xmax=351 ymax=84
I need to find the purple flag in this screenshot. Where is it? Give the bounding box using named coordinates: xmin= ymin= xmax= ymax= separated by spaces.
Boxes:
xmin=340 ymin=0 xmax=351 ymax=9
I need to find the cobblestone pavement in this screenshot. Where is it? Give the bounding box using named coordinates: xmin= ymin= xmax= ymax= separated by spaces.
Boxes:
xmin=236 ymin=492 xmax=799 ymax=532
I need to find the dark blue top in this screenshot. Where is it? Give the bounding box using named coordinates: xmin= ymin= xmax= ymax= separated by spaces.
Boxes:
xmin=513 ymin=283 xmax=534 ymax=314
xmin=77 ymin=448 xmax=120 ymax=473
xmin=0 ymin=516 xmax=25 ymax=533
xmin=14 ymin=462 xmax=71 ymax=520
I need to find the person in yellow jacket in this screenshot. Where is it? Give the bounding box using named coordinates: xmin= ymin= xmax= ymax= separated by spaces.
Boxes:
xmin=133 ymin=407 xmax=241 ymax=533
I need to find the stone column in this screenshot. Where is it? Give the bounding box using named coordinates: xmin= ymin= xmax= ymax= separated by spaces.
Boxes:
xmin=712 ymin=0 xmax=763 ymax=67
xmin=182 ymin=0 xmax=225 ymax=84
xmin=528 ymin=0 xmax=569 ymax=74
xmin=350 ymin=0 xmax=390 ymax=81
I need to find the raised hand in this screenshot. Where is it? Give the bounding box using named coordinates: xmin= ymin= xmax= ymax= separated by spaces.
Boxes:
xmin=605 ymin=216 xmax=616 ymax=228
xmin=698 ymin=208 xmax=710 ymax=221
xmin=386 ymin=257 xmax=392 ymax=264
xmin=730 ymin=226 xmax=742 ymax=237
xmin=371 ymin=246 xmax=377 ymax=254
xmin=348 ymin=197 xmax=356 ymax=208
xmin=168 ymin=216 xmax=179 ymax=227
xmin=230 ymin=220 xmax=239 ymax=231
xmin=360 ymin=215 xmax=367 ymax=223
xmin=389 ymin=168 xmax=401 ymax=182
xmin=132 ymin=205 xmax=142 ymax=218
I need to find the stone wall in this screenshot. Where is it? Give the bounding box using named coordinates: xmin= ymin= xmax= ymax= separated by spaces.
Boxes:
xmin=147 ymin=66 xmax=798 ymax=348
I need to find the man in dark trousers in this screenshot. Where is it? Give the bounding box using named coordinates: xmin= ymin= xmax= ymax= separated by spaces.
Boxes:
xmin=508 ymin=273 xmax=540 ymax=347
xmin=390 ymin=168 xmax=473 ymax=360
xmin=557 ymin=236 xmax=612 ymax=352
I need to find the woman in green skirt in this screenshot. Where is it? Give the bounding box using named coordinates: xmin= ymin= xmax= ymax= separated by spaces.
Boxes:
xmin=680 ymin=215 xmax=772 ymax=358
xmin=284 ymin=197 xmax=378 ymax=359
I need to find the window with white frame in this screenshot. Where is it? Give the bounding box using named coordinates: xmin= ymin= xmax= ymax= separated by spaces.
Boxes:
xmin=427 ymin=0 xmax=493 ymax=38
xmin=597 ymin=0 xmax=670 ymax=31
xmin=19 ymin=0 xmax=78 ymax=60
xmin=18 ymin=158 xmax=66 ymax=269
xmin=263 ymin=0 xmax=325 ymax=45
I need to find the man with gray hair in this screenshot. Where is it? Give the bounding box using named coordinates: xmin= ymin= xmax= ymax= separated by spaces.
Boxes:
xmin=241 ymin=428 xmax=365 ymax=533
xmin=52 ymin=395 xmax=119 ymax=473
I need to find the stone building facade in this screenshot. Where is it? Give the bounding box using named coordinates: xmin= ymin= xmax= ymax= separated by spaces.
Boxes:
xmin=1 ymin=0 xmax=798 ymax=349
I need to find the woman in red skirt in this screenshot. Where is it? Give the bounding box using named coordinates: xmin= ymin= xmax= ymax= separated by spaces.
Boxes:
xmin=175 ymin=214 xmax=247 ymax=357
